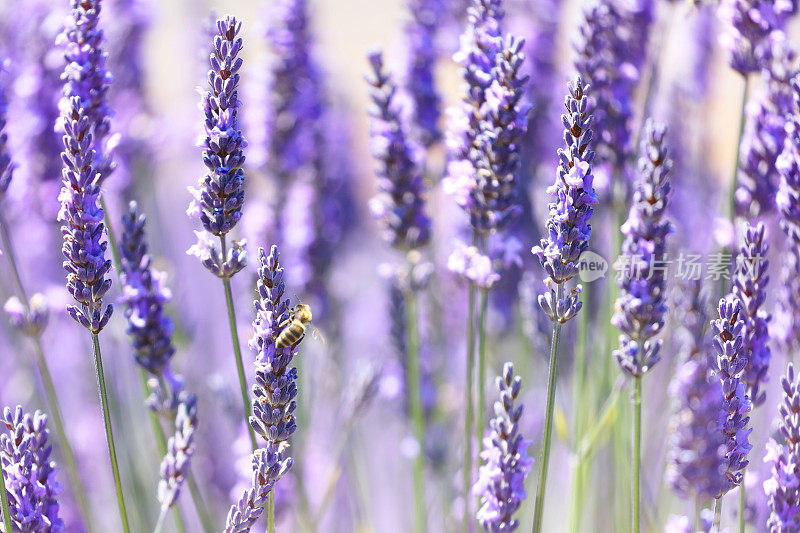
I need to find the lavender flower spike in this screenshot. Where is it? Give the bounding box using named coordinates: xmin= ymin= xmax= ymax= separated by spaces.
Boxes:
xmin=710 ymin=297 xmax=753 ymax=496
xmin=0 ymin=406 xmax=63 ymax=532
xmin=58 ymin=95 xmax=113 ymax=333
xmin=764 ymin=363 xmax=800 ymax=531
xmin=188 ymin=15 xmax=247 ymax=277
xmin=0 ymin=60 xmax=13 ymax=202
xmin=612 ymin=119 xmax=674 ymax=377
xmin=120 ymin=201 xmax=176 ymax=376
xmin=733 ymin=222 xmax=771 ymax=407
xmin=366 ymin=50 xmax=431 ymax=252
xmin=58 ymin=0 xmax=115 ymax=182
xmin=249 ymin=246 xmax=299 ymax=445
xmin=473 ymin=362 xmax=533 ymax=531
xmin=531 ymin=77 xmax=598 ymax=324
xmin=719 ymin=0 xmax=789 ymax=75
xmin=157 ymin=393 xmax=197 ymax=511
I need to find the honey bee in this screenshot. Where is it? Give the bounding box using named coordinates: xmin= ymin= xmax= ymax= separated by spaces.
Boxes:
xmin=275 ymin=303 xmax=324 ymax=352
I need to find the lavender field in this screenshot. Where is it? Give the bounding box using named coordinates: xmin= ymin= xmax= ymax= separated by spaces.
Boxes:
xmin=1 ymin=0 xmax=799 ymax=531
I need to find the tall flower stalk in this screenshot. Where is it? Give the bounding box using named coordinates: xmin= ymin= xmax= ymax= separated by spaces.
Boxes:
xmin=709 ymin=297 xmax=752 ymax=530
xmin=611 ymin=119 xmax=674 ymax=533
xmin=366 ymin=50 xmax=432 ymax=532
xmin=530 ymin=77 xmax=597 ymax=533
xmin=58 ymin=92 xmax=128 ymax=530
xmin=0 ymin=62 xmax=93 ymax=529
xmin=187 ymin=15 xmax=252 ymax=449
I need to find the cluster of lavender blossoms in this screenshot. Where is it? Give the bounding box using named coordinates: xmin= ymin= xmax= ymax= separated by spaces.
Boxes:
xmin=473 ymin=363 xmax=532 ymax=531
xmin=157 ymin=392 xmax=197 ymax=511
xmin=764 ymin=363 xmax=800 ymax=530
xmin=666 ymin=281 xmax=727 ymax=502
xmin=612 ymin=120 xmax=674 ymax=377
xmin=733 ymin=222 xmax=771 ymax=407
xmin=188 ymin=16 xmax=247 ymax=278
xmin=776 ymin=73 xmax=800 ymax=356
xmin=366 ymin=51 xmax=431 ymax=253
xmin=710 ymin=297 xmax=753 ymax=496
xmin=719 ymin=0 xmax=790 ymax=75
xmin=224 ymin=245 xmax=295 ymax=531
xmin=531 ymin=77 xmax=597 ymax=323
xmin=0 ymin=406 xmax=63 ymax=532
xmin=57 ymin=96 xmax=113 ymax=333
xmin=574 ymin=0 xmax=653 ymax=177
xmin=736 ymin=34 xmax=796 ymax=218
xmin=58 ymin=0 xmax=115 ymax=182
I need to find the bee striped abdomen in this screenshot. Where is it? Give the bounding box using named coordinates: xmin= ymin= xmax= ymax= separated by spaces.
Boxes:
xmin=276 ymin=321 xmax=305 ymax=351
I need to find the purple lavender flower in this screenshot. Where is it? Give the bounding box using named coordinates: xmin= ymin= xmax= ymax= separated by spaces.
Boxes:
xmin=0 ymin=406 xmax=63 ymax=532
xmin=764 ymin=362 xmax=800 ymax=531
xmin=776 ymin=73 xmax=800 ymax=356
xmin=403 ymin=0 xmax=444 ymax=147
xmin=223 ymin=442 xmax=292 ymax=533
xmin=733 ymin=222 xmax=771 ymax=407
xmin=57 ymin=96 xmax=113 ymax=333
xmin=473 ymin=362 xmax=533 ymax=531
xmin=531 ymin=77 xmax=598 ymax=323
xmin=574 ymin=0 xmax=653 ymax=174
xmin=366 ymin=51 xmax=431 ymax=252
xmin=4 ymin=294 xmax=50 ymax=338
xmin=157 ymin=392 xmax=196 ymax=511
xmin=666 ymin=281 xmax=727 ymax=502
xmin=58 ymin=0 xmax=115 ymax=182
xmin=736 ymin=34 xmax=796 ymax=218
xmin=612 ymin=119 xmax=674 ymax=377
xmin=0 ymin=60 xmax=13 ymax=202
xmin=719 ymin=0 xmax=790 ymax=75
xmin=119 ymin=201 xmax=175 ymax=376
xmin=249 ymin=246 xmax=299 ymax=445
xmin=188 ymin=15 xmax=247 ymax=276
xmin=710 ymin=297 xmax=753 ymax=496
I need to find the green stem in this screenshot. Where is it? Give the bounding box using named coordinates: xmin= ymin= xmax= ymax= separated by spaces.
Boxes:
xmin=739 ymin=481 xmax=746 ymax=533
xmin=91 ymin=333 xmax=131 ymax=533
xmin=268 ymin=491 xmax=276 ymax=533
xmin=0 ymin=455 xmax=12 ymax=533
xmin=219 ymin=235 xmax=258 ymax=452
xmin=633 ymin=376 xmax=642 ymax=533
xmin=463 ymin=283 xmax=477 ymax=533
xmin=0 ymin=212 xmax=95 ymax=530
xmin=715 ymin=497 xmax=723 ymax=530
xmin=407 ymin=292 xmax=427 ymax=533
xmin=475 ymin=288 xmax=489 ymax=448
xmin=532 ymin=283 xmax=564 ymax=533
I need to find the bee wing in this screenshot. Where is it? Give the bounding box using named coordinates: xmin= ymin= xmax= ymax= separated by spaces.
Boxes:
xmin=309 ymin=324 xmax=327 ymax=345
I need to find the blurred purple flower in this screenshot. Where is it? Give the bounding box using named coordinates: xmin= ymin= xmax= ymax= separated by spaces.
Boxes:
xmin=0 ymin=59 xmax=13 ymax=201
xmin=448 ymin=240 xmax=500 ymax=289
xmin=612 ymin=120 xmax=674 ymax=377
xmin=366 ymin=50 xmax=431 ymax=252
xmin=4 ymin=294 xmax=49 ymax=338
xmin=733 ymin=222 xmax=771 ymax=407
xmin=157 ymin=392 xmax=197 ymax=511
xmin=0 ymin=406 xmax=63 ymax=532
xmin=719 ymin=0 xmax=790 ymax=75
xmin=764 ymin=363 xmax=800 ymax=531
xmin=473 ymin=362 xmax=532 ymax=531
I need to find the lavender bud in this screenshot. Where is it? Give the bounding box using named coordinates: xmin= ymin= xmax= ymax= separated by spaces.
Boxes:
xmin=120 ymin=201 xmax=176 ymax=376
xmin=57 ymin=96 xmax=113 ymax=333
xmin=764 ymin=363 xmax=800 ymax=530
xmin=3 ymin=294 xmax=50 ymax=338
xmin=473 ymin=362 xmax=533 ymax=531
xmin=733 ymin=222 xmax=771 ymax=407
xmin=0 ymin=406 xmax=63 ymax=532
xmin=188 ymin=16 xmax=246 ymax=238
xmin=710 ymin=296 xmax=753 ymax=496
xmin=157 ymin=393 xmax=197 ymax=510
xmin=366 ymin=50 xmax=431 ymax=252
xmin=58 ymin=0 xmax=115 ymax=183
xmin=531 ymin=77 xmax=597 ymax=323
xmin=612 ymin=119 xmax=674 ymax=377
